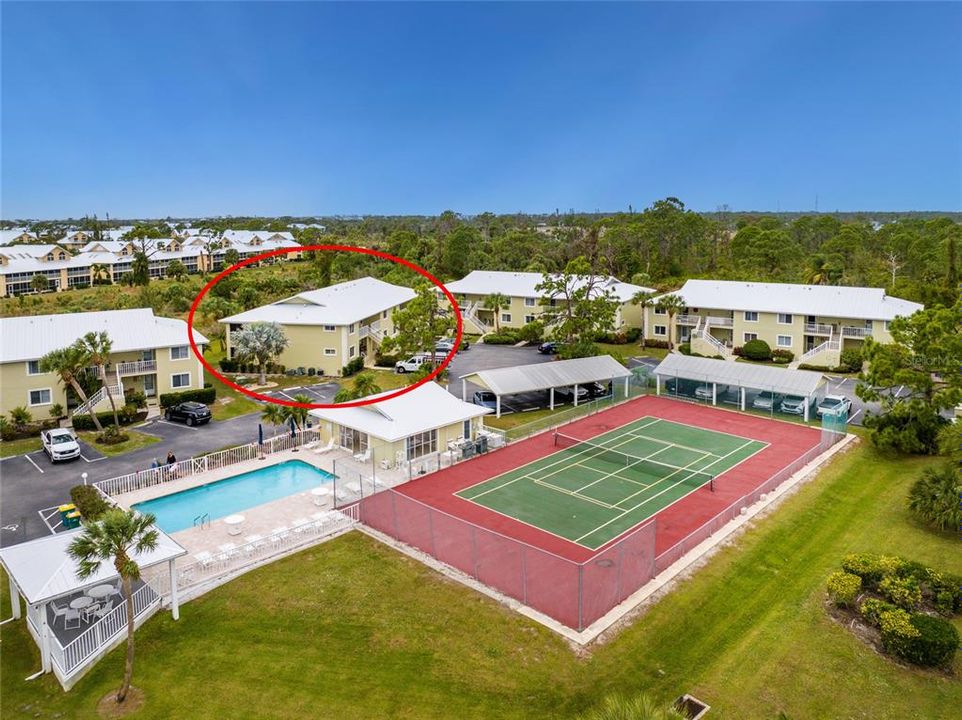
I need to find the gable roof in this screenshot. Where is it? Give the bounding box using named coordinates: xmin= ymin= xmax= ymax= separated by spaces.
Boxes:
xmin=308 ymin=381 xmax=490 ymax=442
xmin=659 ymin=279 xmax=923 ymax=321
xmin=654 ymin=354 xmax=825 ymax=397
xmin=0 ymin=309 xmax=208 ymax=363
xmin=444 ymin=270 xmax=654 ymax=303
xmin=460 ymin=355 xmax=632 ymax=396
xmin=219 ymin=277 xmax=416 ymax=327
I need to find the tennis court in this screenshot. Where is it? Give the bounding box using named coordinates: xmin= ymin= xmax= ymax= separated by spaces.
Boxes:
xmin=456 ymin=416 xmax=768 ymax=549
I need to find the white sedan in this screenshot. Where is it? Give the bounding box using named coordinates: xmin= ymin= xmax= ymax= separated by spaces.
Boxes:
xmin=816 ymin=395 xmax=852 ymax=418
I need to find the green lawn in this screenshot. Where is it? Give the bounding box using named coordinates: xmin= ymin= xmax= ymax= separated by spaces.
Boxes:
xmin=0 ymin=436 xmax=42 ymax=458
xmin=76 ymin=429 xmax=160 ymax=457
xmin=3 ymin=444 xmax=959 ymax=719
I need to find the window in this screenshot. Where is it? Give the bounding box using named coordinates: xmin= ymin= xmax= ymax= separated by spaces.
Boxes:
xmin=776 ymin=335 xmax=793 ymax=348
xmin=382 ymin=310 xmax=388 ymax=319
xmin=654 ymin=307 xmax=667 ymax=315
xmin=777 ymin=313 xmax=793 ymax=325
xmin=501 ymin=313 xmax=511 ymax=323
xmin=884 ymin=320 xmax=891 ymax=331
xmin=525 ymin=315 xmax=536 ymax=324
xmin=744 ymin=311 xmax=758 ymax=322
xmin=349 ymin=346 xmax=356 ymax=358
xmin=654 ymin=325 xmax=667 ymax=336
xmin=170 ymin=345 xmax=189 ymax=360
xmin=28 ymin=388 xmax=51 ymax=406
xmin=171 ymin=373 xmax=190 ymax=389
xmin=743 ymin=332 xmax=758 ymax=343
xmin=524 ymin=297 xmax=536 ymax=307
xmin=463 ymin=419 xmax=471 ymax=439
xmin=323 ymin=325 xmax=336 ymax=332
xmin=348 ymin=323 xmax=356 ymax=334
xmin=324 ymin=348 xmax=336 ymax=356
xmin=406 ymin=429 xmax=438 ymax=460
xmin=26 ymin=360 xmax=41 ymax=375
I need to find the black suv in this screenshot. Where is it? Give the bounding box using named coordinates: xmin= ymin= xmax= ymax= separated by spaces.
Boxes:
xmin=538 ymin=341 xmax=558 ymax=355
xmin=164 ymin=401 xmax=212 ymax=426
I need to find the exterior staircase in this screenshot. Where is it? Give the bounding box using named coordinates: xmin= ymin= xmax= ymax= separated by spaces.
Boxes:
xmin=690 ymin=317 xmax=734 ymax=360
xmin=460 ymin=301 xmax=492 ymax=335
xmin=790 ymin=338 xmax=841 ymax=370
xmin=73 ymin=383 xmax=125 ymax=417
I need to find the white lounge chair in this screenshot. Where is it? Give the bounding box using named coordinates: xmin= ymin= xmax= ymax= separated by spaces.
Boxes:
xmin=313 ymin=439 xmax=335 ymax=455
xmin=91 ymin=599 xmax=114 ymax=621
xmin=194 ymin=551 xmax=213 ymax=569
xmin=353 ymin=448 xmax=372 ymax=462
xmin=270 ymin=526 xmax=290 ymax=543
xmin=290 ymin=518 xmax=310 ymax=533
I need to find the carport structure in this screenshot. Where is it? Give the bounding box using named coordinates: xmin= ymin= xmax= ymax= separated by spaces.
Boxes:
xmin=459 ymin=355 xmax=632 ymax=417
xmin=653 ymin=354 xmax=826 ymax=421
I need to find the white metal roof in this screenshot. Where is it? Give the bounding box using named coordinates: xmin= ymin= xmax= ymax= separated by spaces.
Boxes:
xmin=0 ymin=229 xmax=35 ymax=246
xmin=309 ymin=381 xmax=491 ymax=442
xmin=658 ymin=279 xmax=922 ymax=321
xmin=654 ymin=354 xmax=826 ymax=397
xmin=0 ymin=527 xmax=186 ymax=605
xmin=220 ymin=277 xmax=415 ymax=327
xmin=461 ymin=355 xmax=632 ymax=396
xmin=444 ymin=270 xmax=654 ymax=303
xmin=0 ymin=309 xmax=208 ymax=363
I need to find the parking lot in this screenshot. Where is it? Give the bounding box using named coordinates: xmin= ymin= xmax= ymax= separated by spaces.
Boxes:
xmin=259 ymin=380 xmax=340 ymax=404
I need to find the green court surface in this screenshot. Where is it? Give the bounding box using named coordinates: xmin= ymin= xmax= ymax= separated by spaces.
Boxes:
xmin=456 ymin=417 xmax=768 ymax=550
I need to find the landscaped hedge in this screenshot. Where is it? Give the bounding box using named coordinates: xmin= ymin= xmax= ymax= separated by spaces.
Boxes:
xmin=219 ymin=358 xmax=286 ymax=375
xmin=72 ymin=408 xmax=148 ymax=430
xmin=483 ymin=329 xmax=523 ymax=345
xmin=341 ymin=357 xmax=365 ymax=377
xmin=771 ymin=348 xmax=795 ymax=363
xmin=70 ymin=485 xmax=111 ymax=521
xmin=742 ymin=338 xmax=772 ymax=361
xmin=644 ymin=339 xmax=670 ymax=349
xmin=826 ymin=552 xmax=961 ymax=668
xmin=158 ymin=386 xmax=217 ymax=409
xmin=0 ymin=419 xmax=58 ymax=441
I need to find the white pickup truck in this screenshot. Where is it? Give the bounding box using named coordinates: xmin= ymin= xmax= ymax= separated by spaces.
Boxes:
xmin=41 ymin=428 xmax=81 ymax=462
xmin=395 ymin=355 xmax=426 ymax=373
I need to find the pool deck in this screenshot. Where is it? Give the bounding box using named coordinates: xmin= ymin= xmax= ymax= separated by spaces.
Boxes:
xmin=111 ymin=447 xmax=410 ymax=556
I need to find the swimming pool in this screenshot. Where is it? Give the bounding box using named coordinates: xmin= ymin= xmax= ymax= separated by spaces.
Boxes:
xmin=132 ymin=460 xmax=335 ymax=533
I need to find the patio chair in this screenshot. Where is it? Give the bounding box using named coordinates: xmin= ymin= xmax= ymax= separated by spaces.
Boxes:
xmin=290 ymin=518 xmax=310 ymax=534
xmin=243 ymin=534 xmax=266 ymax=554
xmin=91 ymin=600 xmax=114 ymax=620
xmin=64 ymin=607 xmax=82 ymax=630
xmin=313 ymin=439 xmax=335 ymax=455
xmin=270 ymin=526 xmax=290 ymax=543
xmin=353 ymin=448 xmax=372 ymax=463
xmin=50 ymin=601 xmax=69 ymax=627
xmin=194 ymin=551 xmax=213 ymax=569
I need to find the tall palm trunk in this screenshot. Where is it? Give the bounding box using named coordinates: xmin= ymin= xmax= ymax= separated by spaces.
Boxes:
xmin=640 ymin=304 xmax=648 ymax=349
xmin=118 ymin=572 xmax=135 ymax=702
xmin=69 ymin=377 xmax=104 ymax=432
xmin=259 ymin=362 xmax=267 ymax=386
xmin=100 ymin=364 xmax=121 ymax=428
xmin=668 ymin=311 xmax=676 ymax=351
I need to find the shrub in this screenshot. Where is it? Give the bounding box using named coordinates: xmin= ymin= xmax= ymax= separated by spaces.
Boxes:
xmin=375 ymin=353 xmax=400 ymax=367
xmin=158 ymin=387 xmax=217 ymax=409
xmin=70 ymin=484 xmax=110 ymax=521
xmin=678 ymin=342 xmax=692 ymax=355
xmin=931 ymin=573 xmax=962 ymax=614
xmin=71 ymin=409 xmax=149 ymax=431
xmin=837 ymin=347 xmax=863 ymax=373
xmin=935 ymin=591 xmax=956 ymax=617
xmin=895 ymin=614 xmax=959 ymax=667
xmin=879 ymin=608 xmax=920 ymax=657
xmin=219 ymin=358 xmax=238 ymax=373
xmin=907 ymin=464 xmax=962 ymax=532
xmin=594 ymin=330 xmax=628 ymax=345
xmin=97 ymin=425 xmax=129 ymax=445
xmin=518 ymin=320 xmax=545 ymax=343
xmin=771 ymin=348 xmax=795 ymax=362
xmin=124 ymin=389 xmax=147 ymax=408
xmin=625 ymin=327 xmax=642 ymax=343
xmin=879 ymin=575 xmax=922 ymax=610
xmin=9 ymin=406 xmax=32 ymax=430
xmin=49 ymin=403 xmax=65 ymax=419
xmin=741 ymin=339 xmax=772 ymax=361
xmin=827 ymin=571 xmax=862 ymax=608
xmin=859 ymin=597 xmax=896 ymax=627
xmin=732 ymin=345 xmax=744 ymax=357
xmin=645 ymin=339 xmax=670 ymax=349
xmin=341 ymin=357 xmax=365 ymax=377
xmin=841 ymin=553 xmax=886 ymax=588
xmin=483 ymin=332 xmax=521 ymax=345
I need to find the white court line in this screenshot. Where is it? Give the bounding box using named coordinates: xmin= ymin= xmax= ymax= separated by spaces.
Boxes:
xmin=531 ymin=478 xmax=617 ymax=508
xmin=570 ymin=443 xmax=680 ymax=495
xmin=575 ymin=439 xmax=760 ymax=543
xmin=463 ymin=417 xmax=664 ymax=500
xmin=24 ymin=453 xmax=45 ymax=474
xmin=622 ymin=430 xmax=725 ymax=460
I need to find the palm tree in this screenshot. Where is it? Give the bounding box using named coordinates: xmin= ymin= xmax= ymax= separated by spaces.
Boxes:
xmin=67 ymin=508 xmax=159 ymax=705
xmin=260 ymin=403 xmax=287 ymax=434
xmin=78 ymin=332 xmax=120 ymax=428
xmin=907 ymin=463 xmax=962 ymax=532
xmin=630 ymin=290 xmax=657 ymax=349
xmin=334 ymin=371 xmax=383 ymax=402
xmin=90 ymin=263 xmax=111 ymax=285
xmin=282 ymin=393 xmax=313 ymax=430
xmin=483 ymin=292 xmax=510 ymax=332
xmin=30 ymin=274 xmax=50 ymax=293
xmin=232 ymin=322 xmax=290 ymax=385
xmin=40 ymin=345 xmax=104 ymax=431
xmin=655 ymin=293 xmax=685 ymax=351
xmin=577 ymin=693 xmax=688 ymax=720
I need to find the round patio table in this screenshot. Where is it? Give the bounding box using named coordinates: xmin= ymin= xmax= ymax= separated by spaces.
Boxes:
xmin=87 ymin=584 xmax=114 ymax=599
xmin=310 ymin=486 xmax=332 ymax=506
xmin=224 ymin=514 xmax=245 ymax=536
xmin=69 ymin=596 xmax=93 ymax=610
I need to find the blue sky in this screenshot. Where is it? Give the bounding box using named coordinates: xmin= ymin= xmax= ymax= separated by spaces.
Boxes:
xmin=2 ymin=2 xmax=960 ymax=218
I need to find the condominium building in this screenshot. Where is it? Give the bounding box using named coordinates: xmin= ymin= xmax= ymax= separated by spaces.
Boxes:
xmin=220 ymin=277 xmax=416 ymax=377
xmin=444 ymin=270 xmax=655 ymax=334
xmin=0 ymin=231 xmax=302 ymax=297
xmin=645 ymin=280 xmax=923 ymax=366
xmin=0 ymin=309 xmax=208 ymax=418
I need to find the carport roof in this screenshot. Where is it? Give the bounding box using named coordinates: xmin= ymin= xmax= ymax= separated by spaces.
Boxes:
xmin=653 ymin=354 xmax=825 ymax=397
xmin=460 ymin=355 xmax=631 ymax=396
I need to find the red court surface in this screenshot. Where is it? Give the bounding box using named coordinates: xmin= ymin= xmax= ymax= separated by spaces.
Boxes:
xmin=396 ymin=395 xmax=823 ymax=564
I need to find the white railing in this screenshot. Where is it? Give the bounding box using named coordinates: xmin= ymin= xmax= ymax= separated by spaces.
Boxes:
xmin=150 ymin=512 xmax=354 ymax=596
xmin=841 ymin=326 xmax=873 ymax=339
xmin=56 ymin=584 xmax=159 ymax=677
xmin=114 ymin=359 xmax=157 ymax=376
xmin=676 ymin=314 xmax=700 ymax=326
xmin=461 ymin=301 xmax=491 ymax=333
xmin=94 ymin=428 xmax=319 ymax=497
xmin=73 ymin=383 xmax=125 ymax=417
xmin=695 ymin=321 xmax=732 ymax=359
xmin=804 ymin=323 xmax=833 ymax=335
xmin=799 ymin=339 xmax=841 ymax=363
xmin=360 ymin=322 xmax=385 ymax=343
xmin=705 ymin=316 xmax=734 ymax=328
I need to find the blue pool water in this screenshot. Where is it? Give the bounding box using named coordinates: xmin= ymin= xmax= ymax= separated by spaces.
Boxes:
xmin=132 ymin=460 xmax=335 ymax=533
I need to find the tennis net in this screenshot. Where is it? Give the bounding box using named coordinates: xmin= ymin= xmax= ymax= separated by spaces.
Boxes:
xmin=553 ymin=431 xmax=715 ymax=491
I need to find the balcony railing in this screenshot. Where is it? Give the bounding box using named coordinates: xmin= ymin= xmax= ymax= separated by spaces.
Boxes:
xmin=676 ymin=314 xmax=700 ymax=326
xmin=115 ymin=359 xmax=157 ymax=376
xmin=704 ymin=316 xmax=734 ymax=328
xmin=804 ymin=323 xmax=834 ymax=336
xmin=841 ymin=326 xmax=873 ymax=339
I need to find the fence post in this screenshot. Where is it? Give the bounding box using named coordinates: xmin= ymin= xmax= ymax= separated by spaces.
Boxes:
xmin=577 ymin=564 xmax=584 ymax=632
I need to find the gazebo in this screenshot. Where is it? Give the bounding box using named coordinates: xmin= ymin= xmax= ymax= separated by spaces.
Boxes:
xmin=0 ymin=528 xmax=186 ymax=690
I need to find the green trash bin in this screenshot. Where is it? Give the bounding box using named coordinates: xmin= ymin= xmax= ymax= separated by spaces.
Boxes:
xmin=63 ymin=511 xmax=81 ymax=529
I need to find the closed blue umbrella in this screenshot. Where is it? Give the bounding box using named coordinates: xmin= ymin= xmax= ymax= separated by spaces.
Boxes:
xmin=258 ymin=423 xmax=264 ymax=446
xmin=289 ymin=416 xmax=296 ymax=438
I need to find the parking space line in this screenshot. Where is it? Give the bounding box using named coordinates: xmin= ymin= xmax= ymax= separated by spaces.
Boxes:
xmin=849 ymin=408 xmax=863 ymax=423
xmin=156 ymin=420 xmax=199 ymax=431
xmin=24 ymin=454 xmax=44 ymax=474
xmin=80 ymin=454 xmax=108 ymax=463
